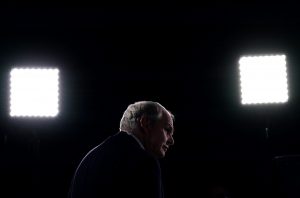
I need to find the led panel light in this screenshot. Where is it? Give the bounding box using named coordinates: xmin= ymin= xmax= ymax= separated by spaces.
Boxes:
xmin=10 ymin=67 xmax=59 ymax=117
xmin=239 ymin=54 xmax=289 ymax=105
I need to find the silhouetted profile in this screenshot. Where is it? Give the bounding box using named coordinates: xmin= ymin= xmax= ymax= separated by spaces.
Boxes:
xmin=69 ymin=101 xmax=175 ymax=198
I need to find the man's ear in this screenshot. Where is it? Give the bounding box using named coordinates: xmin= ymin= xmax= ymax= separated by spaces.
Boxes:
xmin=139 ymin=115 xmax=151 ymax=132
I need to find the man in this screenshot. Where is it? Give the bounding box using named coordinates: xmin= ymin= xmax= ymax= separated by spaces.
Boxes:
xmin=69 ymin=101 xmax=175 ymax=198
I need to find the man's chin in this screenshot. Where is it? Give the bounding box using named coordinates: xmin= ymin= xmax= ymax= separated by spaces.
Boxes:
xmin=151 ymin=150 xmax=166 ymax=158
xmin=157 ymin=150 xmax=166 ymax=158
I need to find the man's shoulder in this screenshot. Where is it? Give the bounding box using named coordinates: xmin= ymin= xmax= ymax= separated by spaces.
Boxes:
xmin=103 ymin=132 xmax=155 ymax=160
xmin=105 ymin=131 xmax=135 ymax=146
xmin=89 ymin=132 xmax=141 ymax=155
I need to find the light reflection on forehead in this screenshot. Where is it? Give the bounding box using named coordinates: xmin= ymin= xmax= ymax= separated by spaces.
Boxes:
xmin=160 ymin=109 xmax=174 ymax=131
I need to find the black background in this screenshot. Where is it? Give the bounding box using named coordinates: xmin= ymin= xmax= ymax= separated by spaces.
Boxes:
xmin=1 ymin=2 xmax=300 ymax=197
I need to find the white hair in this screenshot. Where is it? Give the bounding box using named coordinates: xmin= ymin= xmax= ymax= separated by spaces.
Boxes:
xmin=119 ymin=101 xmax=174 ymax=132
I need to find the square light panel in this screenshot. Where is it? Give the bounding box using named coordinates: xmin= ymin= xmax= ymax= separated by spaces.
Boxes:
xmin=10 ymin=67 xmax=59 ymax=117
xmin=239 ymin=54 xmax=289 ymax=105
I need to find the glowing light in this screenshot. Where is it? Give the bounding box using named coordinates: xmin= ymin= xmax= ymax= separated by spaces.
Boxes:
xmin=10 ymin=67 xmax=60 ymax=117
xmin=239 ymin=54 xmax=289 ymax=105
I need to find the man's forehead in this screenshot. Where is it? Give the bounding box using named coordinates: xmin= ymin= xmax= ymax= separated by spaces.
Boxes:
xmin=163 ymin=111 xmax=174 ymax=125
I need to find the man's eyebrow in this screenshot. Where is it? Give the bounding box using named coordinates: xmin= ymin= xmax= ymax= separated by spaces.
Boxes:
xmin=166 ymin=124 xmax=174 ymax=131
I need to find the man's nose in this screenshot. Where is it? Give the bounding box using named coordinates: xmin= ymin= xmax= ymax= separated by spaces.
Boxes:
xmin=167 ymin=136 xmax=174 ymax=146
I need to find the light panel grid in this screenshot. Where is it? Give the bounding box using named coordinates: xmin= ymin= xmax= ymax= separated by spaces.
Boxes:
xmin=239 ymin=55 xmax=289 ymax=105
xmin=10 ymin=67 xmax=59 ymax=117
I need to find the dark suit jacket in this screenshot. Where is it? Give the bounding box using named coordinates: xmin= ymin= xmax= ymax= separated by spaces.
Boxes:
xmin=69 ymin=132 xmax=164 ymax=198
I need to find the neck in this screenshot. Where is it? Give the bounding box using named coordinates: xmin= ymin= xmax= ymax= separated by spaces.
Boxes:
xmin=131 ymin=130 xmax=145 ymax=145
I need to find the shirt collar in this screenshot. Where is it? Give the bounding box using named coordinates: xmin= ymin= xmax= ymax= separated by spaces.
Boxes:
xmin=124 ymin=131 xmax=145 ymax=150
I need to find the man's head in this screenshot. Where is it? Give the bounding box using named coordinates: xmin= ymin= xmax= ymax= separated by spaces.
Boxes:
xmin=120 ymin=101 xmax=174 ymax=158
